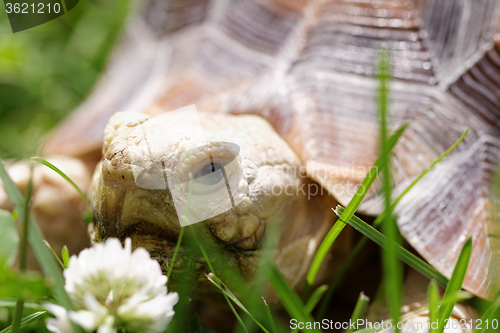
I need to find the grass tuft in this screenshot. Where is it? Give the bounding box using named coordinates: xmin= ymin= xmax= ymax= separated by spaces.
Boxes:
xmin=0 ymin=311 xmax=46 ymax=333
xmin=334 ymin=206 xmax=448 ymax=287
xmin=0 ymin=157 xmax=84 ymax=333
xmin=303 ymin=123 xmax=407 ymax=298
xmin=436 ymin=237 xmax=472 ymax=333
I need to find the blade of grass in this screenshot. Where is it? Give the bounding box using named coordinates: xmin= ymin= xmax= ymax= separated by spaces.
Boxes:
xmin=224 ymin=292 xmax=249 ymax=333
xmin=166 ymin=227 xmax=184 ymax=282
xmin=181 ymin=170 xmax=270 ymax=333
xmin=428 ymin=280 xmax=439 ymax=333
xmin=0 ymin=210 xmax=19 ymax=266
xmin=304 ymin=123 xmax=408 ymax=297
xmin=189 ymin=220 xmax=268 ymax=333
xmin=167 ymin=174 xmax=193 ymax=282
xmin=31 ymin=157 xmax=88 ymax=202
xmin=305 ymin=285 xmax=328 ymax=314
xmin=317 ymin=128 xmax=467 ymax=317
xmin=346 ymin=292 xmax=370 ymax=333
xmin=0 ymin=299 xmax=44 ymax=309
xmin=473 ymin=290 xmax=500 ymax=333
xmin=207 ymin=273 xmax=270 ymax=333
xmin=336 ymin=122 xmax=407 ymax=223
xmin=61 ymin=245 xmax=69 ymax=269
xmin=371 ymin=129 xmax=468 ymax=227
xmin=206 ymin=271 xmax=250 ymax=333
xmin=291 ymin=285 xmax=328 ymax=333
xmin=10 ymin=170 xmax=32 ymax=333
xmin=378 ymin=51 xmax=403 ymax=333
xmin=267 ymin=265 xmax=321 ymax=333
xmin=390 ymin=129 xmax=467 ymax=210
xmin=0 ymin=158 xmax=84 ymax=333
xmin=43 ymin=240 xmax=65 ymax=270
xmin=409 ymin=290 xmax=471 ymax=318
xmin=317 ymin=235 xmax=368 ymax=318
xmin=438 ymin=290 xmax=472 ymax=306
xmin=436 ymin=237 xmax=472 ymax=333
xmin=191 ymin=234 xmax=254 ymax=333
xmin=0 ymin=311 xmax=47 ymax=333
xmin=262 ymin=298 xmax=278 ymax=333
xmin=335 ymin=206 xmax=449 ymax=287
xmin=224 ymin=219 xmax=284 ymax=333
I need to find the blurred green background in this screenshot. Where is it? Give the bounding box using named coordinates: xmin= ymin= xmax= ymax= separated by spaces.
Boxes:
xmin=0 ymin=1 xmax=133 ymax=329
xmin=0 ymin=0 xmax=133 ymax=160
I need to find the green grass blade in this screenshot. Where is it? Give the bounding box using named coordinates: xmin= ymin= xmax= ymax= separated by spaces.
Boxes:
xmin=193 ymin=231 xmax=257 ymax=333
xmin=391 ymin=129 xmax=467 ymax=210
xmin=372 ymin=127 xmax=468 ymax=228
xmin=290 ymin=285 xmax=328 ymax=333
xmin=335 ymin=206 xmax=449 ymax=287
xmin=207 ymin=273 xmax=270 ymax=333
xmin=0 ymin=158 xmax=84 ymax=333
xmin=182 ymin=173 xmax=270 ymax=333
xmin=305 ymin=285 xmax=328 ymax=314
xmin=411 ymin=290 xmax=472 ymax=318
xmin=31 ymin=157 xmax=88 ymax=202
xmin=267 ymin=265 xmax=321 ymax=333
xmin=11 ymin=171 xmax=33 ymax=333
xmin=437 ymin=237 xmax=472 ymax=333
xmin=304 ymin=123 xmax=407 ymax=296
xmin=473 ymin=290 xmax=500 ymax=333
xmin=191 ymin=222 xmax=269 ymax=333
xmin=224 ymin=292 xmax=249 ymax=333
xmin=317 ymin=236 xmax=368 ymax=318
xmin=428 ymin=280 xmax=439 ymax=333
xmin=167 ymin=174 xmax=193 ymax=282
xmin=0 ymin=299 xmax=44 ymax=309
xmin=263 ymin=298 xmax=278 ymax=333
xmin=318 ymin=129 xmax=466 ymax=317
xmin=0 ymin=311 xmax=46 ymax=333
xmin=346 ymin=292 xmax=370 ymax=333
xmin=339 ymin=122 xmax=407 ymax=221
xmin=436 ymin=290 xmax=472 ymax=308
xmin=43 ymin=240 xmax=66 ymax=270
xmin=378 ymin=51 xmax=403 ymax=333
xmin=0 ymin=209 xmax=19 ymax=266
xmin=166 ymin=227 xmax=184 ymax=282
xmin=61 ymin=245 xmax=70 ymax=269
xmin=303 ymin=221 xmax=343 ymax=298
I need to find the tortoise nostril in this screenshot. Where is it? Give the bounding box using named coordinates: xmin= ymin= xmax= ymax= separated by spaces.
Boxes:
xmin=121 ymin=174 xmax=126 ymax=180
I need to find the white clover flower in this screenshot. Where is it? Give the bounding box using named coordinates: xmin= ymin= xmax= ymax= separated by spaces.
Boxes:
xmin=46 ymin=238 xmax=178 ymax=333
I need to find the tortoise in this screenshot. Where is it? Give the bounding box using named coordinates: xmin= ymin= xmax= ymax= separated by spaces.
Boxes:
xmin=2 ymin=0 xmax=500 ymax=306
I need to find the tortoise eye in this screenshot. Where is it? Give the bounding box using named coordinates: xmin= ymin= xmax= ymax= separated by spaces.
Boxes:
xmin=194 ymin=163 xmax=223 ymax=186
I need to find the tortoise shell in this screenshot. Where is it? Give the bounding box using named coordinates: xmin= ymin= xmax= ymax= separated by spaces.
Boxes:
xmin=44 ymin=0 xmax=500 ymax=300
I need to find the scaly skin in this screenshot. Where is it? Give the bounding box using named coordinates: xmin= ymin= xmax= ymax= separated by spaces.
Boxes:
xmin=89 ymin=111 xmax=346 ymax=300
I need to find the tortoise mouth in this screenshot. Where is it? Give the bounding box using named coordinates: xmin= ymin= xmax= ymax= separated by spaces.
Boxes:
xmin=115 ymin=220 xmax=242 ymax=272
xmin=120 ymin=220 xmax=180 ymax=245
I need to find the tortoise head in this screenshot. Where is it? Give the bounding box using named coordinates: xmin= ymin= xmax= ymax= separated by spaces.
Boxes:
xmin=89 ymin=109 xmax=338 ymax=297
